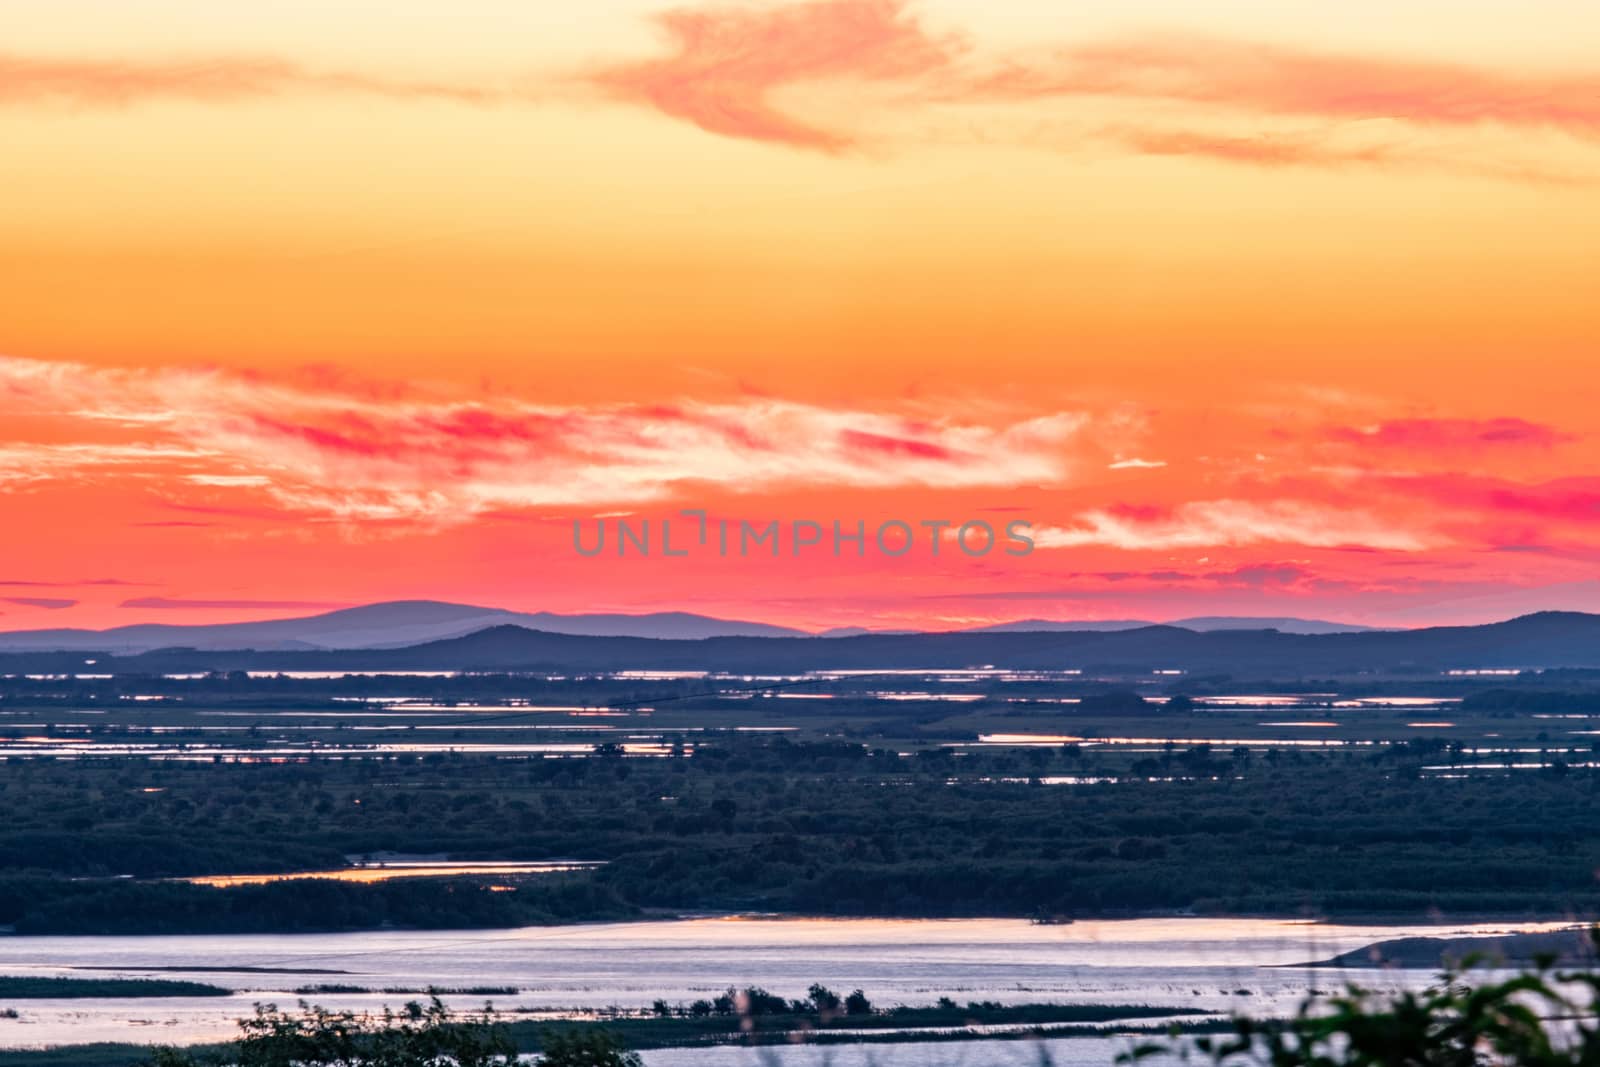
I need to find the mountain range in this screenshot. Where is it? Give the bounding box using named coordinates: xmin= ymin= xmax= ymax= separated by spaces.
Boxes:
xmin=0 ymin=600 xmax=1379 ymax=653
xmin=965 ymin=616 xmax=1380 ymax=635
xmin=0 ymin=601 xmax=804 ymax=652
xmin=2 ymin=608 xmax=1598 ymax=677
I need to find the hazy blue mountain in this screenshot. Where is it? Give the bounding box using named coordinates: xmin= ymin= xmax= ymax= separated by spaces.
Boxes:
xmin=0 ymin=602 xmax=1382 ymax=653
xmin=11 ymin=610 xmax=1599 ymax=677
xmin=965 ymin=617 xmax=1377 ymax=635
xmin=1168 ymin=616 xmax=1381 ymax=634
xmin=0 ymin=600 xmax=806 ymax=652
xmin=962 ymin=619 xmax=1156 ymax=633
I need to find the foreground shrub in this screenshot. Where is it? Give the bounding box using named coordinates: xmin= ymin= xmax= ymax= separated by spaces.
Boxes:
xmin=1126 ymin=953 xmax=1600 ymax=1066
xmin=147 ymin=998 xmax=645 ymax=1066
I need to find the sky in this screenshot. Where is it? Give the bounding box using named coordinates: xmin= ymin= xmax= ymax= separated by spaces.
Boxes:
xmin=1 ymin=0 xmax=1598 ymax=633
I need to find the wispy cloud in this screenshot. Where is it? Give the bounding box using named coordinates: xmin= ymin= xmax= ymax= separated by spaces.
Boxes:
xmin=591 ymin=0 xmax=957 ymax=151
xmin=2 ymin=596 xmax=77 ymax=610
xmin=1096 ymin=126 xmax=1404 ymax=171
xmin=1383 ymin=474 xmax=1600 ymax=523
xmin=120 ymin=597 xmax=348 ymax=611
xmin=1328 ymin=417 xmax=1574 ymax=451
xmin=0 ymin=355 xmax=1116 ymax=523
xmin=0 ymin=442 xmax=219 ymax=487
xmin=977 ymin=36 xmax=1600 ymax=139
xmin=0 ymin=53 xmax=501 ymax=107
xmin=0 ymin=578 xmax=138 ymax=587
xmin=582 ymin=0 xmax=1600 ymax=179
xmin=926 ymin=560 xmax=1398 ymax=601
xmin=1033 ymin=500 xmax=1431 ymax=552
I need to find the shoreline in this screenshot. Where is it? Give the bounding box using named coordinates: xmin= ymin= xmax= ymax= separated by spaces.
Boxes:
xmin=0 ymin=908 xmax=1588 ymax=939
xmin=0 ymin=1002 xmax=1231 ymax=1066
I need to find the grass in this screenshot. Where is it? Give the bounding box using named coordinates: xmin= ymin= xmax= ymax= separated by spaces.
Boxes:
xmin=293 ymin=984 xmax=520 ymax=996
xmin=0 ymin=977 xmax=231 ymax=999
xmin=0 ymin=999 xmax=1216 ymax=1065
xmin=509 ymin=1001 xmax=1216 ymax=1050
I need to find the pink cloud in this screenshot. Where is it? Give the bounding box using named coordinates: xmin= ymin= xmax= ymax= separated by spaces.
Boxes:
xmin=1329 ymin=417 xmax=1573 ymax=450
xmin=1104 ymin=502 xmax=1175 ymax=523
xmin=1209 ymin=563 xmax=1317 ymax=588
xmin=0 ymin=53 xmax=500 ymax=107
xmin=1073 ymin=563 xmax=1329 ymax=588
xmin=0 ymin=578 xmax=138 ymax=587
xmin=2 ymin=597 xmax=77 ymax=609
xmin=1098 ymin=126 xmax=1404 ymax=170
xmin=1033 ymin=499 xmax=1431 ymax=552
xmin=582 ymin=2 xmax=1600 ymax=180
xmin=0 ymin=355 xmax=1119 ymax=524
xmin=840 ymin=428 xmax=954 ymax=460
xmin=978 ymin=36 xmax=1600 ymax=139
xmin=1392 ymin=474 xmax=1600 ymax=523
xmin=120 ymin=597 xmax=349 ymax=611
xmin=590 ymin=0 xmax=960 ymax=150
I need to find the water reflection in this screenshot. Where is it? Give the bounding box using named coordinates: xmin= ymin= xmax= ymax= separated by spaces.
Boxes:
xmin=181 ymin=861 xmax=603 ymax=888
xmin=0 ymin=916 xmax=1569 ymax=1051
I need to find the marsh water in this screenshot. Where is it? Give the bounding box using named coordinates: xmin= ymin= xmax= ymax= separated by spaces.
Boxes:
xmin=0 ymin=916 xmax=1569 ymax=1057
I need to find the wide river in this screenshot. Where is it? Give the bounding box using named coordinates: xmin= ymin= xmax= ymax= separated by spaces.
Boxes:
xmin=0 ymin=916 xmax=1570 ymax=1063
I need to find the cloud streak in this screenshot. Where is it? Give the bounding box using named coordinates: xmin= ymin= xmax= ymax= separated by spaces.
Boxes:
xmin=1033 ymin=500 xmax=1432 ymax=552
xmin=583 ymin=0 xmax=1600 ymax=179
xmin=2 ymin=597 xmax=77 ymax=610
xmin=1384 ymin=474 xmax=1600 ymax=524
xmin=979 ymin=36 xmax=1600 ymax=139
xmin=0 ymin=355 xmax=1111 ymax=523
xmin=1329 ymin=417 xmax=1574 ymax=451
xmin=119 ymin=597 xmax=348 ymax=611
xmin=1096 ymin=125 xmax=1405 ymax=171
xmin=0 ymin=578 xmax=138 ymax=587
xmin=591 ymin=0 xmax=958 ymax=150
xmin=0 ymin=53 xmax=503 ymax=107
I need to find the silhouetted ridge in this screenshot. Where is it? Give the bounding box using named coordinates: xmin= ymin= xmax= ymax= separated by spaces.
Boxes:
xmin=0 ymin=599 xmax=807 ymax=652
xmin=9 ymin=610 xmax=1595 ymax=676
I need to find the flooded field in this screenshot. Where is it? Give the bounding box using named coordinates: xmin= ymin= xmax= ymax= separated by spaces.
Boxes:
xmin=181 ymin=859 xmax=603 ymax=887
xmin=0 ymin=665 xmax=1582 ymax=776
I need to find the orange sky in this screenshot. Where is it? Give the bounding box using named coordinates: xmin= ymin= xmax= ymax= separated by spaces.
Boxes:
xmin=2 ymin=0 xmax=1598 ymax=632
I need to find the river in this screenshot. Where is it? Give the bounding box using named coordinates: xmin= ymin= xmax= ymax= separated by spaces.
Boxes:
xmin=0 ymin=915 xmax=1569 ymax=1058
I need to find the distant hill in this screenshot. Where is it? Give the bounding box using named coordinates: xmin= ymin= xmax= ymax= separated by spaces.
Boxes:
xmin=0 ymin=603 xmax=1380 ymax=653
xmin=8 ymin=610 xmax=1600 ymax=677
xmin=0 ymin=600 xmax=805 ymax=652
xmin=1170 ymin=616 xmax=1382 ymax=634
xmin=966 ymin=617 xmax=1378 ymax=635
xmin=963 ymin=619 xmax=1156 ymax=633
xmin=1308 ymin=927 xmax=1597 ymax=969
